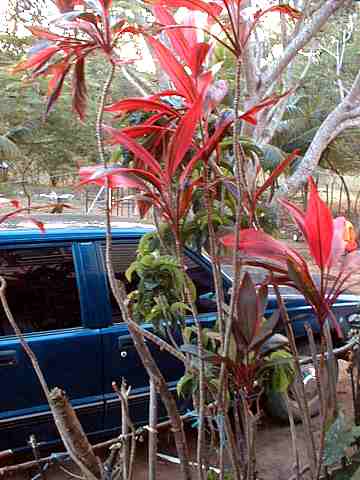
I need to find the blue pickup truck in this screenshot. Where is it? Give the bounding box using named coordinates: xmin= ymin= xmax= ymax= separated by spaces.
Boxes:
xmin=0 ymin=222 xmax=359 ymax=456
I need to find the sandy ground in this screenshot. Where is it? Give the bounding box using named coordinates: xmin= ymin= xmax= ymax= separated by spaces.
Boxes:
xmin=0 ymin=361 xmax=354 ymax=480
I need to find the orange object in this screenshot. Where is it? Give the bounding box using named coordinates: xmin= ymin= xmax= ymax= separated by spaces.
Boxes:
xmin=344 ymin=220 xmax=357 ymax=253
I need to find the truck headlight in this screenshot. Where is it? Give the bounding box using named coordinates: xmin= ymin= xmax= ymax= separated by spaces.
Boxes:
xmin=348 ymin=313 xmax=360 ymax=325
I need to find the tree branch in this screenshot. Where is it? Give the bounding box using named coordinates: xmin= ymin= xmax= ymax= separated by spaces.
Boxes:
xmin=259 ymin=0 xmax=349 ymax=98
xmin=274 ymin=69 xmax=360 ymax=198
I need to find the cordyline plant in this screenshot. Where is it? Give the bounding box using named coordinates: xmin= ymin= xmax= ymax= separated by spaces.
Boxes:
xmin=220 ymin=176 xmax=360 ymax=478
xmin=9 ymin=0 xmax=357 ymax=480
xmin=220 ymin=177 xmax=360 ymax=335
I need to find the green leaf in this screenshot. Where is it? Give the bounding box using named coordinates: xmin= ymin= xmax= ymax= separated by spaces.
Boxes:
xmin=265 ymin=350 xmax=295 ymax=393
xmin=170 ymin=302 xmax=191 ymax=315
xmin=125 ymin=261 xmax=138 ymax=282
xmin=324 ymin=412 xmax=360 ymax=466
xmin=185 ymin=275 xmax=197 ymax=303
xmin=177 ymin=373 xmax=194 ymax=398
xmin=183 ymin=326 xmax=196 ymax=343
xmin=141 ymin=254 xmax=155 ymax=267
xmin=110 ymin=147 xmax=123 ymax=163
xmin=0 ymin=134 xmax=22 ymax=161
xmin=137 ymin=232 xmax=159 ymax=256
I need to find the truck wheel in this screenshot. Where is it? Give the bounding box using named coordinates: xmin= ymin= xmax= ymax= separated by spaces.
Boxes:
xmin=265 ymin=357 xmax=339 ymax=422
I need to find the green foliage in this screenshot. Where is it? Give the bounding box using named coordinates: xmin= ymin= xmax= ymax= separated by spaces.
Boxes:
xmin=126 ymin=233 xmax=193 ymax=333
xmin=0 ymin=135 xmax=22 ymax=162
xmin=324 ymin=412 xmax=360 ymax=467
xmin=264 ymin=350 xmax=295 ymax=393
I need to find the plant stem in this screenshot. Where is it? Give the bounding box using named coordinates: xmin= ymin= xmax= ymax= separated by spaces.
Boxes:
xmin=98 ymin=64 xmax=192 ymax=480
xmin=204 ymin=162 xmax=225 ymax=337
xmin=174 ymin=233 xmax=206 ymax=480
xmin=96 ymin=63 xmax=115 ymax=166
xmin=273 ymin=283 xmax=317 ymax=478
xmin=305 ymin=324 xmax=327 ymax=480
xmin=283 ymin=393 xmax=301 ymax=480
xmin=148 ymin=379 xmax=158 ymax=480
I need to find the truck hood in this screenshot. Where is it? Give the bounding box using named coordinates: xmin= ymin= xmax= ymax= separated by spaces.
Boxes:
xmin=266 ymin=292 xmax=360 ymax=311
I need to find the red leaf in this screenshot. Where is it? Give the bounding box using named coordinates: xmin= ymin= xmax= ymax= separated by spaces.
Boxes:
xmin=234 ymin=272 xmax=259 ymax=347
xmin=153 ymin=6 xmax=191 ymax=65
xmin=120 ymin=125 xmax=172 ymax=138
xmin=46 ymin=63 xmax=72 ymax=116
xmin=330 ymin=217 xmax=346 ymax=267
xmin=10 ymin=199 xmax=21 ymax=209
xmin=143 ymin=113 xmax=168 ymax=125
xmin=305 ymin=177 xmax=333 ymax=270
xmin=180 ymin=112 xmax=233 ymax=184
xmin=189 ymin=43 xmax=210 ymax=77
xmin=178 ymin=178 xmax=202 ymax=219
xmin=240 ymin=91 xmax=291 ymax=125
xmin=167 ymin=90 xmax=204 ymax=177
xmin=103 ymin=128 xmax=161 ymax=175
xmin=220 ymin=228 xmax=307 ymax=271
xmin=148 ymin=0 xmax=223 ymax=21
xmin=196 ymin=70 xmax=213 ymax=97
xmin=26 ymin=26 xmax=67 ymax=42
xmin=255 ymin=149 xmax=300 ymax=201
xmin=177 ymin=9 xmax=198 ymax=47
xmin=146 ymin=36 xmax=196 ymax=102
xmin=30 ymin=219 xmax=46 ymax=233
xmin=79 ymin=165 xmax=163 ymax=192
xmin=99 ymin=0 xmax=112 ymax=10
xmin=105 ymin=97 xmax=179 ymax=117
xmin=254 ymin=5 xmax=301 ymax=24
xmin=12 ymin=46 xmax=60 ymax=73
xmin=280 ymin=177 xmax=334 ymax=270
xmin=72 ymin=57 xmax=87 ymax=120
xmin=78 ymin=166 xmax=149 ymax=190
xmin=0 ymin=208 xmax=45 ymax=232
xmin=52 ymin=0 xmax=84 ymax=13
xmin=75 ymin=19 xmax=105 ymax=47
xmin=278 ymin=198 xmax=307 ymax=236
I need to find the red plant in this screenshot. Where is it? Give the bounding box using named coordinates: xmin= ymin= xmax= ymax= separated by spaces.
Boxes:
xmin=220 ymin=148 xmax=300 ymax=224
xmin=78 ymin=4 xmax=297 ymax=233
xmin=206 ymin=272 xmax=280 ymax=394
xmin=146 ymin=0 xmax=301 ymax=56
xmin=220 ymin=177 xmax=360 ymax=335
xmin=12 ymin=0 xmax=139 ymax=119
xmin=0 ymin=200 xmax=65 ymax=232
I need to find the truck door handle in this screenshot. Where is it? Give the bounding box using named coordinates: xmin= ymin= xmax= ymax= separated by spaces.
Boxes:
xmin=118 ymin=337 xmax=133 ymax=350
xmin=118 ymin=336 xmax=147 ymax=357
xmin=0 ymin=350 xmax=17 ymax=367
xmin=118 ymin=336 xmax=133 ymax=357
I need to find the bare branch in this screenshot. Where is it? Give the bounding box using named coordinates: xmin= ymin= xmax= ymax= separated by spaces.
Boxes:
xmin=259 ymin=0 xmax=349 ymax=97
xmin=274 ymin=69 xmax=360 ymax=198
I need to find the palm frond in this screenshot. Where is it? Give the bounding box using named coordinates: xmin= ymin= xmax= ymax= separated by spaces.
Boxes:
xmin=0 ymin=135 xmax=22 ymax=161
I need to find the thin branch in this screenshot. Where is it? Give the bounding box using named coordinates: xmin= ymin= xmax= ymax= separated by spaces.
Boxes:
xmin=260 ymin=0 xmax=349 ymax=98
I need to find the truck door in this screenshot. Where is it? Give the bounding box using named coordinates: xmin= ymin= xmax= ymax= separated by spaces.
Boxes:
xmin=0 ymin=243 xmax=104 ymax=453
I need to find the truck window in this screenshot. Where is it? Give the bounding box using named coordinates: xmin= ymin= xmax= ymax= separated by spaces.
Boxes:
xmin=101 ymin=243 xmax=217 ymax=322
xmin=0 ymin=246 xmax=81 ymax=335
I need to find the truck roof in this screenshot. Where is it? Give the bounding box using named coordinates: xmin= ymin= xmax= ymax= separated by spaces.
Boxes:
xmin=0 ymin=216 xmax=155 ymax=244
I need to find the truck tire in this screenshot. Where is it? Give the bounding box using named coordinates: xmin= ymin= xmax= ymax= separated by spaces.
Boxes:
xmin=265 ymin=354 xmax=339 ymax=422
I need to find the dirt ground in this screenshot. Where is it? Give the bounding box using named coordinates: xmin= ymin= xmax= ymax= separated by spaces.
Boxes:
xmin=1 ymin=362 xmax=354 ymax=480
